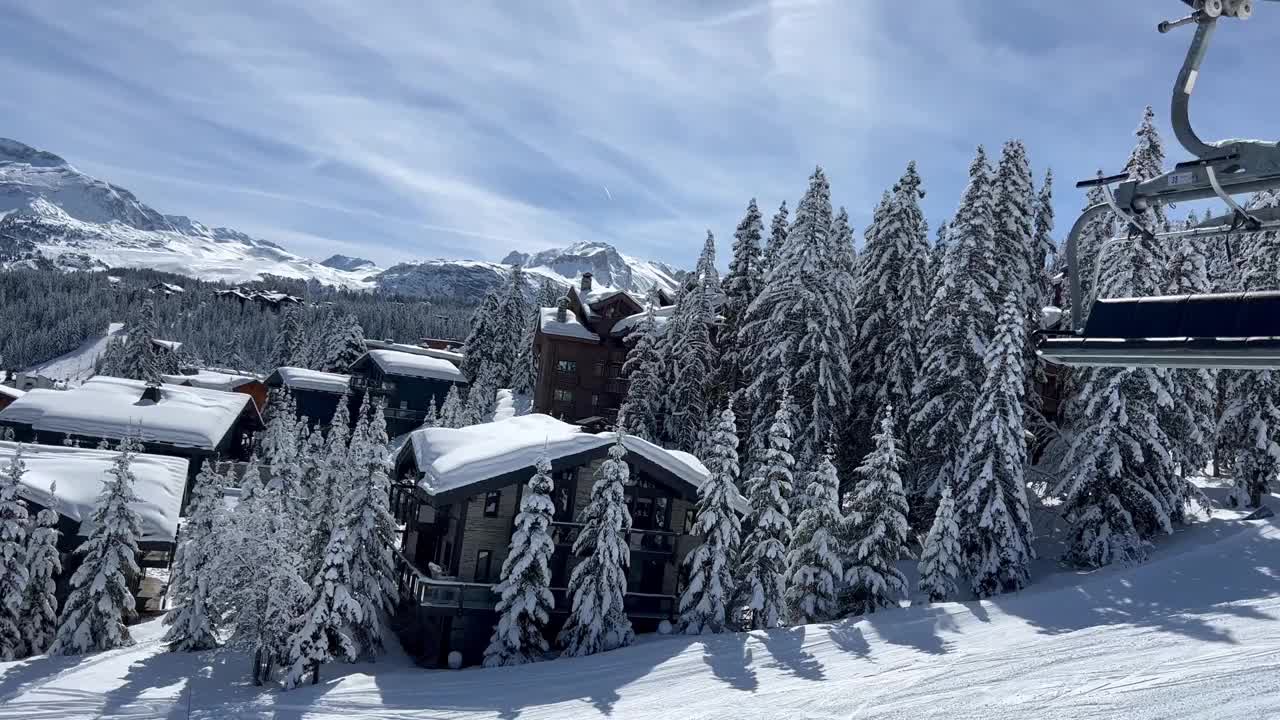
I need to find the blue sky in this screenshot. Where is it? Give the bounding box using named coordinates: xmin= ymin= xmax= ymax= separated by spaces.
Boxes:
xmin=4 ymin=1 xmax=1277 ymax=270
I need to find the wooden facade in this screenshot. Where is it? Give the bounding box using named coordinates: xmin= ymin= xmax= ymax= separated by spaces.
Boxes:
xmin=531 ymin=274 xmax=652 ymax=426
xmin=349 ymin=354 xmax=466 ymax=437
xmin=391 ymin=442 xmax=712 ymax=668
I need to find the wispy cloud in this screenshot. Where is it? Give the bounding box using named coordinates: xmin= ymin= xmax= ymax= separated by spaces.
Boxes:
xmin=3 ymin=1 xmax=1270 ymax=268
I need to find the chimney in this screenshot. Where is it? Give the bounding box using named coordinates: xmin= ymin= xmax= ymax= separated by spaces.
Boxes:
xmin=556 ymin=297 xmax=569 ymax=323
xmin=141 ymin=381 xmax=163 ymax=404
xmin=581 ymin=272 xmax=593 ymax=293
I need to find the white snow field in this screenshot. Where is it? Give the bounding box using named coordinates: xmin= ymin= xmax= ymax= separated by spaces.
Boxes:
xmin=3 ymin=493 xmax=1279 ymax=719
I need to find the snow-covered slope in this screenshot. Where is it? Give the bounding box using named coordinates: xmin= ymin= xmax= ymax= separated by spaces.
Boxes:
xmin=3 ymin=487 xmax=1277 ymax=719
xmin=377 ymin=241 xmax=683 ymax=300
xmin=0 ymin=138 xmax=378 ymax=287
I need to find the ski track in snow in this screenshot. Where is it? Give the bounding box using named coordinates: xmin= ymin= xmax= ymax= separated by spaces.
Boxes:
xmin=3 ymin=505 xmax=1280 ymax=719
xmin=22 ymin=322 xmax=124 ymax=384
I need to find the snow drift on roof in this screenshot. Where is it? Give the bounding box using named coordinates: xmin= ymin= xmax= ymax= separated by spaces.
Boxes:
xmin=539 ymin=307 xmax=600 ymax=342
xmin=0 ymin=441 xmax=188 ymax=542
xmin=365 ymin=349 xmax=466 ymax=383
xmin=405 ymin=414 xmax=743 ymax=509
xmin=364 ymin=339 xmax=464 ymax=365
xmin=0 ymin=376 xmax=254 ymax=450
xmin=272 ymin=367 xmax=350 ymax=395
xmin=0 ymin=385 xmax=23 ymax=400
xmin=161 ymin=370 xmax=260 ymax=393
xmin=610 ymin=310 xmax=670 ymax=337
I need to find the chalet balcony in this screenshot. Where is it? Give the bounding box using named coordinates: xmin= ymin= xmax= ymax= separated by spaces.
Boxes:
xmin=550 ymin=521 xmax=679 ymax=556
xmin=350 ymin=376 xmax=393 ymax=394
xmin=394 ymin=551 xmax=676 ymax=620
xmin=383 ymin=406 xmax=429 ymax=424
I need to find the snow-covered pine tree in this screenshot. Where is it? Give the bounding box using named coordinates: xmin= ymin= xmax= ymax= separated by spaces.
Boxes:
xmin=306 ymin=394 xmax=354 ymax=578
xmin=1164 ymin=230 xmax=1216 ymax=481
xmin=483 ymin=452 xmax=557 ymax=667
xmin=908 ymin=147 xmax=998 ymax=508
xmin=438 ymin=384 xmax=465 ymax=429
xmin=162 ymin=460 xmax=226 ymax=652
xmin=1057 ymin=108 xmax=1189 ymax=568
xmin=270 ymin=305 xmax=307 ymax=369
xmin=1220 ymin=195 xmax=1280 ymax=507
xmin=511 ymin=320 xmax=537 ymax=398
xmin=678 ymin=409 xmax=742 ymax=634
xmin=991 ymin=140 xmax=1037 ymax=310
xmin=738 ymin=382 xmax=794 ymax=630
xmin=661 ymin=237 xmax=718 ymax=454
xmin=617 ymin=308 xmax=664 ymax=442
xmin=341 ymin=394 xmax=397 ymax=658
xmin=49 ymin=436 xmax=144 ymax=655
xmin=558 ymin=435 xmax=634 ymax=657
xmin=929 ymin=220 xmax=951 ymax=290
xmin=719 ymin=199 xmax=765 ymax=413
xmin=852 ymin=163 xmax=931 ymax=443
xmin=784 ymin=452 xmax=843 ymax=625
xmin=461 ymin=292 xmax=504 ymax=385
xmin=743 ymin=168 xmax=854 ymax=468
xmin=1031 ymin=169 xmax=1056 ymax=313
xmin=499 ymin=264 xmax=533 ymax=386
xmin=464 ymin=366 xmax=498 ymax=426
xmin=917 ymin=485 xmax=961 ymax=603
xmin=761 ymin=201 xmax=789 ymax=276
xmin=262 ymin=391 xmax=307 ymax=535
xmin=954 ymin=293 xmax=1035 ymax=596
xmin=841 ymin=408 xmax=911 ymax=616
xmin=19 ymin=500 xmax=60 ymax=657
xmin=283 ymin=524 xmax=360 ymax=688
xmin=321 ymin=313 xmax=367 ymax=374
xmin=117 ymin=299 xmax=162 ymax=383
xmin=0 ymin=446 xmax=29 ymax=660
xmin=536 ymin=279 xmax=562 ymax=309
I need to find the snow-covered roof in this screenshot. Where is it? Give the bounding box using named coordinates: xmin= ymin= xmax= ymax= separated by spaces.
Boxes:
xmin=404 ymin=414 xmax=744 ymax=510
xmin=0 ymin=385 xmax=24 ymax=400
xmin=161 ymin=370 xmax=261 ymax=393
xmin=0 ymin=376 xmax=256 ymax=450
xmin=364 ymin=339 xmax=464 ymax=365
xmin=539 ymin=307 xmax=600 ymax=342
xmin=151 ymin=338 xmax=183 ymax=352
xmin=271 ymin=367 xmax=351 ymax=395
xmin=0 ymin=441 xmax=188 ymax=543
xmin=363 ymin=349 xmax=466 ymax=383
xmin=610 ymin=310 xmax=671 ymax=337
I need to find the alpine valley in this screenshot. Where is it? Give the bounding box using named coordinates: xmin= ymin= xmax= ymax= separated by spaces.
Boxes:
xmin=0 ymin=138 xmax=682 ymax=298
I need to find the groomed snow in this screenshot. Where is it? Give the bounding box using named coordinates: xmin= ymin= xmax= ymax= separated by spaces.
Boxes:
xmin=539 ymin=307 xmax=600 ymax=342
xmin=21 ymin=321 xmax=125 ymax=385
xmin=160 ymin=371 xmax=259 ymax=393
xmin=3 ymin=494 xmax=1279 ymax=718
xmin=0 ymin=376 xmax=254 ymax=450
xmin=0 ymin=440 xmax=187 ymax=543
xmin=364 ymin=350 xmax=466 ymax=383
xmin=272 ymin=367 xmax=351 ymax=395
xmin=404 ymin=414 xmax=737 ymax=507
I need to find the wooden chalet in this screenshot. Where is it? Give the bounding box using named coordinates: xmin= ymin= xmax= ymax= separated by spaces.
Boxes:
xmin=349 ymin=349 xmax=468 ymax=436
xmin=532 ymin=273 xmax=673 ymax=428
xmin=0 ymin=385 xmax=23 ymax=412
xmin=0 ymin=440 xmax=190 ymax=613
xmin=162 ymin=370 xmax=269 ymax=413
xmin=389 ymin=414 xmax=744 ymax=667
xmin=0 ymin=376 xmax=263 ymax=509
xmin=265 ymin=366 xmax=355 ymax=428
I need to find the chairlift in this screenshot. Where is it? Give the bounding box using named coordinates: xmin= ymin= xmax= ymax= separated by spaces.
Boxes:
xmin=1038 ymin=0 xmax=1280 ymax=370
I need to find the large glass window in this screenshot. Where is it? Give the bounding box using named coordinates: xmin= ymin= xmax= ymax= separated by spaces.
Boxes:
xmin=483 ymin=491 xmax=501 ymax=517
xmin=554 ymin=388 xmax=574 ymax=403
xmin=556 ymin=360 xmax=577 ymax=373
xmin=552 ymin=472 xmax=577 ymax=522
xmin=475 ymin=550 xmax=493 ymax=583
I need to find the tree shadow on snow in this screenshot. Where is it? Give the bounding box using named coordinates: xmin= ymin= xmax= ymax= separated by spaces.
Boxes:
xmin=856 ymin=605 xmax=956 ymax=657
xmin=99 ymin=646 xmax=209 ymax=720
xmin=701 ymin=632 xmax=758 ymax=692
xmin=986 ymin=516 xmax=1280 ymax=646
xmin=0 ymin=647 xmax=140 ymax=718
xmin=758 ymin=626 xmax=826 ymax=682
xmin=827 ymin=623 xmax=871 ymax=659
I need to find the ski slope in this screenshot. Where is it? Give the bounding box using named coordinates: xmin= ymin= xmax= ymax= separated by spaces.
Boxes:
xmin=21 ymin=322 xmax=124 ymax=385
xmin=2 ymin=497 xmax=1279 ymax=719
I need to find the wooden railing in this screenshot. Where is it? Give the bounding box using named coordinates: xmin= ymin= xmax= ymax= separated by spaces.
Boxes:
xmin=550 ymin=521 xmax=681 ymax=556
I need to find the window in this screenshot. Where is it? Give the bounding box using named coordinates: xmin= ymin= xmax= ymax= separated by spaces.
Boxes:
xmin=591 ymin=393 xmax=600 ymax=407
xmin=399 ymin=400 xmax=408 ymax=410
xmin=556 ymin=360 xmax=577 ymax=373
xmin=484 ymin=491 xmax=501 ymax=517
xmin=552 ymin=471 xmax=577 ymax=522
xmin=554 ymin=388 xmax=574 ymax=403
xmin=593 ymin=362 xmax=605 ymax=377
xmin=475 ymin=550 xmax=493 ymax=583
xmin=653 ymin=497 xmax=670 ymax=531
xmin=633 ymin=497 xmax=654 ymax=530
xmin=607 ymin=364 xmax=622 ymax=379
xmin=683 ymin=508 xmax=697 ymax=535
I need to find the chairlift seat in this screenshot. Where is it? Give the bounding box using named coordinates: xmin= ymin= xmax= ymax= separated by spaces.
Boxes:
xmin=1038 ymin=290 xmax=1280 ymax=368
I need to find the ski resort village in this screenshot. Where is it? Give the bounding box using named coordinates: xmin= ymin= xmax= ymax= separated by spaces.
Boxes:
xmin=3 ymin=1 xmax=1280 ymax=718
